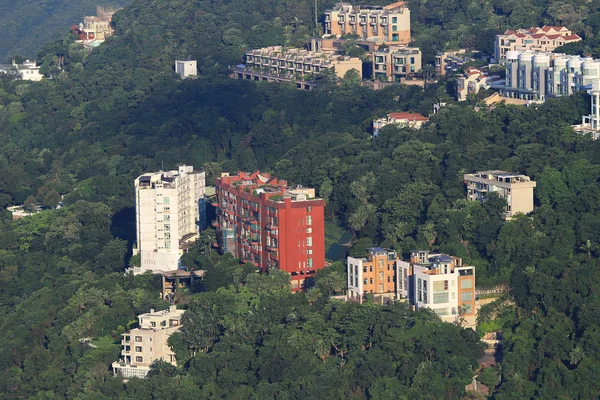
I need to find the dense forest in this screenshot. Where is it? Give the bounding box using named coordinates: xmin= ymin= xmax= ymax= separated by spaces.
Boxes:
xmin=0 ymin=0 xmax=129 ymax=62
xmin=1 ymin=0 xmax=600 ymax=398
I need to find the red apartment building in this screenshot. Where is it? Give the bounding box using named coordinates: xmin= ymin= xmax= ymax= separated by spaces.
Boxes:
xmin=214 ymin=171 xmax=325 ymax=291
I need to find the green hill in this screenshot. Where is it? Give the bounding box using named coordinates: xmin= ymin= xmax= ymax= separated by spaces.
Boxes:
xmin=0 ymin=0 xmax=128 ymax=62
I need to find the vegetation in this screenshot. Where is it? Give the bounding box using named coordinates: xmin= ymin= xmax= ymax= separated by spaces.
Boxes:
xmin=1 ymin=0 xmax=600 ymax=398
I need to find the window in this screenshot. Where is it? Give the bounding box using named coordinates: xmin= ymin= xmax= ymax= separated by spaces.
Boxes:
xmin=461 ymin=292 xmax=473 ymax=302
xmin=433 ymin=280 xmax=449 ymax=292
xmin=433 ymin=292 xmax=449 ymax=304
xmin=392 ymin=16 xmax=397 ymax=23
xmin=307 ymin=228 xmax=312 ymax=233
xmin=164 ymin=224 xmax=170 ymax=231
xmin=308 ymin=258 xmax=313 ymax=268
xmin=423 ymin=280 xmax=428 ymax=303
xmin=369 ymin=266 xmax=373 ymax=272
xmin=135 ymin=346 xmax=142 ymax=352
xmin=308 ymin=249 xmax=313 ymax=255
xmin=363 ymin=266 xmax=367 ymax=273
xmin=364 ymin=279 xmax=368 ymax=285
xmin=164 ymin=233 xmax=171 ymax=240
xmin=378 ymin=259 xmax=384 ymax=269
xmin=392 ymin=25 xmax=397 ymax=31
xmin=163 ymin=197 xmax=170 ymax=204
xmin=164 ymin=214 xmax=170 ymax=221
xmin=370 ymin=278 xmax=373 ymax=284
xmin=307 ymin=206 xmax=312 ymax=212
xmin=135 ymin=336 xmax=142 ymax=342
xmin=379 ymin=284 xmax=384 ymax=292
xmin=151 ymin=322 xmax=156 ymax=327
xmin=410 ymin=57 xmax=415 ymax=64
xmin=136 ymin=356 xmax=143 ymax=363
xmin=460 ymin=279 xmax=473 ymax=289
xmin=417 ymin=278 xmax=422 ymax=302
xmin=387 ymin=276 xmax=391 ymax=283
xmin=378 ymin=272 xmax=384 ymax=281
xmin=307 ymin=237 xmax=313 ymax=247
xmin=306 ymin=216 xmax=312 ymax=225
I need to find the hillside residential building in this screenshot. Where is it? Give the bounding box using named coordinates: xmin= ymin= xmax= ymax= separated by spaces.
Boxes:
xmin=324 ymin=2 xmax=411 ymax=45
xmin=464 ymin=171 xmax=536 ymax=219
xmin=495 ymin=26 xmax=581 ymax=62
xmin=501 ymin=51 xmax=600 ymax=101
xmin=347 ymin=247 xmax=408 ymax=303
xmin=457 ymin=68 xmax=504 ymax=101
xmin=175 ymin=60 xmax=197 ymax=79
xmin=573 ymin=79 xmax=600 ymax=139
xmin=214 ymin=171 xmax=325 ymax=291
xmin=398 ymin=250 xmax=476 ymax=322
xmin=372 ymin=112 xmax=429 ymax=135
xmin=73 ymin=6 xmax=120 ymax=48
xmin=134 ymin=166 xmax=206 ymax=274
xmin=435 ymin=49 xmax=472 ymax=76
xmin=11 ymin=60 xmax=43 ymax=81
xmin=372 ymin=46 xmax=421 ymax=81
xmin=347 ymin=249 xmax=476 ymax=322
xmin=112 ymin=306 xmax=184 ymax=379
xmin=244 ymin=46 xmax=362 ymax=79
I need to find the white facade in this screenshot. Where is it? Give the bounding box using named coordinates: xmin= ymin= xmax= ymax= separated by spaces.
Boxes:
xmin=15 ymin=60 xmax=43 ymax=81
xmin=112 ymin=306 xmax=184 ymax=379
xmin=135 ymin=165 xmax=205 ymax=274
xmin=502 ymin=51 xmax=600 ymax=101
xmin=573 ymin=79 xmax=600 ymax=139
xmin=175 ymin=60 xmax=197 ymax=79
xmin=399 ymin=251 xmax=476 ymax=322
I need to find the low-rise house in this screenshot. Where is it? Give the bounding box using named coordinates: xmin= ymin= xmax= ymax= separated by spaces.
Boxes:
xmin=112 ymin=306 xmax=184 ymax=379
xmin=464 ymin=171 xmax=536 ymax=219
xmin=457 ymin=68 xmax=504 ymax=101
xmin=372 ymin=111 xmax=428 ymax=135
xmin=347 ymin=247 xmax=404 ymax=303
xmin=372 ymin=46 xmax=421 ymax=81
xmin=495 ymin=26 xmax=581 ymax=63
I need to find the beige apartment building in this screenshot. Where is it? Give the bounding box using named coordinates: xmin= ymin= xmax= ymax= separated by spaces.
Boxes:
xmin=244 ymin=46 xmax=362 ymax=79
xmin=372 ymin=46 xmax=421 ymax=81
xmin=347 ymin=247 xmax=403 ymax=303
xmin=324 ymin=2 xmax=411 ymax=45
xmin=464 ymin=171 xmax=536 ymax=219
xmin=112 ymin=306 xmax=184 ymax=379
xmin=134 ymin=165 xmax=206 ymax=274
xmin=495 ymin=26 xmax=580 ymax=62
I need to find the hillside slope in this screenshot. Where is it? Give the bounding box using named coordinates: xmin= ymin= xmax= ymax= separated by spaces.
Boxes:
xmin=0 ymin=0 xmax=129 ymax=61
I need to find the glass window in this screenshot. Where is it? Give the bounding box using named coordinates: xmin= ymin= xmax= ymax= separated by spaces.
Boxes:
xmin=363 ymin=266 xmax=367 ymax=273
xmin=135 ymin=346 xmax=142 ymax=352
xmin=364 ymin=279 xmax=368 ymax=285
xmin=379 ymin=284 xmax=384 ymax=292
xmin=460 ymin=279 xmax=473 ymax=289
xmin=307 ymin=237 xmax=313 ymax=247
xmin=135 ymin=336 xmax=142 ymax=342
xmin=461 ymin=304 xmax=473 ymax=314
xmin=461 ymin=292 xmax=473 ymax=302
xmin=392 ymin=17 xmax=397 ymax=23
xmin=308 ymin=258 xmax=313 ymax=268
xmin=433 ymin=292 xmax=449 ymax=304
xmin=378 ymin=259 xmax=384 ymax=269
xmin=379 ymin=272 xmax=384 ymax=281
xmin=136 ymin=356 xmax=143 ymax=363
xmin=307 ymin=206 xmax=312 ymax=212
xmin=163 ymin=197 xmax=170 ymax=204
xmin=306 ymin=216 xmax=312 ymax=225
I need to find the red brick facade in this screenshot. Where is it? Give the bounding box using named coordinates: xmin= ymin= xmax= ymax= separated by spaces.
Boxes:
xmin=215 ymin=171 xmax=325 ymax=291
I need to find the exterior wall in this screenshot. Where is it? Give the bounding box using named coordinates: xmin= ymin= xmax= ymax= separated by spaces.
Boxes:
xmin=495 ymin=27 xmax=580 ymax=62
xmin=373 ymin=47 xmax=422 ymax=81
xmin=347 ymin=248 xmax=403 ymax=303
xmin=324 ymin=3 xmax=411 ymax=45
xmin=175 ymin=60 xmax=197 ymax=78
xmin=112 ymin=306 xmax=183 ymax=379
xmin=464 ymin=171 xmax=536 ymax=219
xmin=215 ymin=171 xmax=325 ymax=291
xmin=135 ymin=166 xmax=205 ymax=274
xmin=244 ymin=46 xmax=362 ymax=80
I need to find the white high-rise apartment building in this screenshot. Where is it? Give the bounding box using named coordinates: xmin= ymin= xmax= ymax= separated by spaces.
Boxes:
xmin=134 ymin=165 xmax=205 ymax=274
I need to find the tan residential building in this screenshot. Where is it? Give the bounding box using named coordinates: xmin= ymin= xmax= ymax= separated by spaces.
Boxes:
xmin=372 ymin=112 xmax=429 ymax=135
xmin=347 ymin=247 xmax=405 ymax=303
xmin=464 ymin=171 xmax=536 ymax=219
xmin=372 ymin=46 xmax=421 ymax=81
xmin=495 ymin=26 xmax=580 ymax=62
xmin=397 ymin=250 xmax=476 ymax=322
xmin=324 ymin=2 xmax=411 ymax=45
xmin=175 ymin=60 xmax=197 ymax=79
xmin=244 ymin=46 xmax=362 ymax=79
xmin=112 ymin=306 xmax=184 ymax=379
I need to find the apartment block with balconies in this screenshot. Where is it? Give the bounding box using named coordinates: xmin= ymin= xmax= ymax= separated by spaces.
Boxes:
xmin=215 ymin=171 xmax=325 ymax=291
xmin=112 ymin=306 xmax=184 ymax=379
xmin=324 ymin=2 xmax=411 ymax=45
xmin=464 ymin=171 xmax=536 ymax=219
xmin=244 ymin=46 xmax=362 ymax=79
xmin=372 ymin=46 xmax=421 ymax=81
xmin=134 ymin=165 xmax=206 ymax=274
